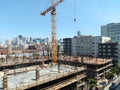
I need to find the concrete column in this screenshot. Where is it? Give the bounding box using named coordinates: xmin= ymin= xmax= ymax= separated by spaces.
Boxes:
xmin=3 ymin=71 xmax=8 ymax=90
xmin=40 ymin=56 xmax=44 ymax=68
xmin=36 ymin=67 xmax=39 ymax=80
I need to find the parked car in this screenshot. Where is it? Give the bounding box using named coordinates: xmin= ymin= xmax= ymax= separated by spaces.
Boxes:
xmin=109 ymin=82 xmax=117 ymax=90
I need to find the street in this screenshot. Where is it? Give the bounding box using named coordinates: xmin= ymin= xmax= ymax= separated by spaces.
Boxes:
xmin=104 ymin=74 xmax=120 ymax=90
xmin=116 ymin=84 xmax=120 ymax=90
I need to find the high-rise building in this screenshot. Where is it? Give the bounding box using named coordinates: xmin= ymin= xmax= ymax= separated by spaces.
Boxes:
xmin=101 ymin=23 xmax=120 ymax=42
xmin=18 ymin=35 xmax=23 ymax=40
xmin=33 ymin=38 xmax=41 ymax=44
xmin=11 ymin=37 xmax=18 ymax=46
xmin=22 ymin=37 xmax=27 ymax=45
xmin=77 ymin=30 xmax=81 ymax=36
xmin=5 ymin=39 xmax=10 ymax=46
xmin=63 ymin=38 xmax=72 ymax=56
xmin=29 ymin=37 xmax=33 ymax=44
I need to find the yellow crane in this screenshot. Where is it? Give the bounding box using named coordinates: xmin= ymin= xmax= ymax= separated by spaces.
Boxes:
xmin=41 ymin=0 xmax=63 ymax=63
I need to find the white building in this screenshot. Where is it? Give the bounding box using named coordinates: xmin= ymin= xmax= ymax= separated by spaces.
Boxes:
xmin=72 ymin=35 xmax=111 ymax=57
xmin=5 ymin=39 xmax=11 ymax=46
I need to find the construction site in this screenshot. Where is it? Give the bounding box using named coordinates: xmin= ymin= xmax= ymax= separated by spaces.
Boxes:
xmin=0 ymin=55 xmax=113 ymax=90
xmin=0 ymin=0 xmax=114 ymax=90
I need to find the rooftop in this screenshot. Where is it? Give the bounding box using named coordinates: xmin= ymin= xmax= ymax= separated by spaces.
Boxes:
xmin=81 ymin=57 xmax=112 ymax=65
xmin=59 ymin=56 xmax=112 ymax=65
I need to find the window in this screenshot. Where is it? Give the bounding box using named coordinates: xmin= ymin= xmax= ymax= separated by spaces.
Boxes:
xmin=102 ymin=45 xmax=106 ymax=48
xmin=107 ymin=45 xmax=111 ymax=48
xmin=103 ymin=53 xmax=106 ymax=55
xmin=108 ymin=49 xmax=111 ymax=52
xmin=108 ymin=53 xmax=111 ymax=56
xmin=103 ymin=49 xmax=106 ymax=52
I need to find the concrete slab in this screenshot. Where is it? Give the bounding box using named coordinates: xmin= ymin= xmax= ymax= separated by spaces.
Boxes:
xmin=0 ymin=64 xmax=76 ymax=90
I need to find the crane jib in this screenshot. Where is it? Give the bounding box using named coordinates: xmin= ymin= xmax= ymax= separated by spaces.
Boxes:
xmin=41 ymin=0 xmax=64 ymax=16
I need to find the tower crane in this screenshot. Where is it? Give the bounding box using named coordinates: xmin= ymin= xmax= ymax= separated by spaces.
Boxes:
xmin=41 ymin=0 xmax=63 ymax=63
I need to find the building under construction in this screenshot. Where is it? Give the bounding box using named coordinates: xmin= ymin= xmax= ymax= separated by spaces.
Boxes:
xmin=0 ymin=59 xmax=86 ymax=90
xmin=0 ymin=0 xmax=113 ymax=89
xmin=0 ymin=55 xmax=113 ymax=90
xmin=58 ymin=56 xmax=113 ymax=81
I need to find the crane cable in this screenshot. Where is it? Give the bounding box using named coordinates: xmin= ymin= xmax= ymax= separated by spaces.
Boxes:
xmin=73 ymin=0 xmax=77 ymax=31
xmin=73 ymin=0 xmax=76 ymax=22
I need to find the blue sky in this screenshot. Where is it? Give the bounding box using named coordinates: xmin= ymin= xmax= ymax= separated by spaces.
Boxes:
xmin=0 ymin=0 xmax=120 ymax=42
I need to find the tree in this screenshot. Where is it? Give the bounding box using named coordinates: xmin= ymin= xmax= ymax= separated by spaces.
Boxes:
xmin=87 ymin=78 xmax=97 ymax=90
xmin=105 ymin=72 xmax=114 ymax=80
xmin=111 ymin=66 xmax=120 ymax=75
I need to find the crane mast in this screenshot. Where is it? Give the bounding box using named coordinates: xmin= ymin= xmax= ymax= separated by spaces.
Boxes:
xmin=41 ymin=0 xmax=63 ymax=63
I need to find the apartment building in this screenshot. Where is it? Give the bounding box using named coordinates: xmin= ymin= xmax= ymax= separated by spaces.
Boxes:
xmin=92 ymin=36 xmax=111 ymax=57
xmin=98 ymin=42 xmax=120 ymax=66
xmin=72 ymin=35 xmax=93 ymax=56
xmin=71 ymin=35 xmax=111 ymax=57
xmin=63 ymin=38 xmax=72 ymax=56
xmin=101 ymin=23 xmax=120 ymax=42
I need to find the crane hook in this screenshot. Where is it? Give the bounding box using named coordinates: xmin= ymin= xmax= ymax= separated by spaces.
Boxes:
xmin=74 ymin=18 xmax=76 ymax=22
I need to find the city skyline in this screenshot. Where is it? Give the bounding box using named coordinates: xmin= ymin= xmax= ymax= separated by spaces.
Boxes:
xmin=0 ymin=0 xmax=120 ymax=42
